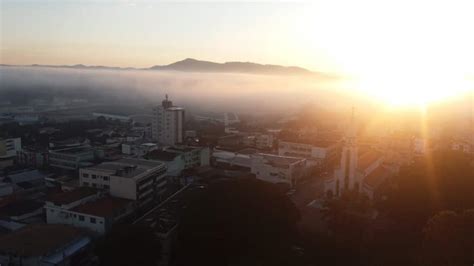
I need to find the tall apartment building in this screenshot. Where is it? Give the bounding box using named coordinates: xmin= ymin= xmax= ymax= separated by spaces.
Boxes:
xmin=152 ymin=95 xmax=185 ymax=146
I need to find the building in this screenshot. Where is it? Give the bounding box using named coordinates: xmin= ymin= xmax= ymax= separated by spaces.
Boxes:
xmin=146 ymin=146 xmax=210 ymax=176
xmin=49 ymin=147 xmax=96 ymax=170
xmin=278 ymin=139 xmax=339 ymax=167
xmin=324 ymin=112 xmax=394 ymax=199
xmin=0 ymin=199 xmax=44 ymax=222
xmin=45 ymin=190 xmax=133 ymax=235
xmin=1 ymin=169 xmax=48 ymax=197
xmin=0 ymin=138 xmax=21 ymax=159
xmin=250 ymin=153 xmax=306 ymax=188
xmin=255 ymin=134 xmax=274 ymax=149
xmin=212 ymin=149 xmax=252 ymax=170
xmin=92 ymin=112 xmax=131 ymax=122
xmin=152 ymin=95 xmax=185 ymax=146
xmin=121 ymin=142 xmax=158 ymax=157
xmin=17 ymin=147 xmax=49 ymax=169
xmin=79 ymin=159 xmax=167 ymax=206
xmin=0 ymin=224 xmax=92 ymax=266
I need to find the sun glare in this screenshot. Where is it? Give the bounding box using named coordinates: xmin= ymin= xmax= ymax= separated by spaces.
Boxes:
xmin=304 ymin=0 xmax=474 ymax=107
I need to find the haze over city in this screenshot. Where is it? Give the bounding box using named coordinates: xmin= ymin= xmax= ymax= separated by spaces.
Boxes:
xmin=0 ymin=1 xmax=473 ymax=266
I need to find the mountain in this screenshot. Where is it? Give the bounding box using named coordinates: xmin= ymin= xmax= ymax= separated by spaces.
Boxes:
xmin=149 ymin=58 xmax=313 ymax=75
xmin=1 ymin=58 xmax=330 ymax=77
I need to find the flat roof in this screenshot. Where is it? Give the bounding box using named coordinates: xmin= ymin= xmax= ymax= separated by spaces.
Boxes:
xmin=279 ymin=138 xmax=339 ymax=148
xmin=0 ymin=199 xmax=43 ymax=217
xmin=84 ymin=158 xmax=164 ymax=178
xmin=71 ymin=197 xmax=132 ymax=218
xmin=46 ymin=187 xmax=98 ymax=205
xmin=358 ymin=151 xmax=382 ymax=170
xmin=49 ymin=146 xmax=94 ymax=155
xmin=364 ymin=166 xmax=391 ymax=187
xmin=257 ymin=153 xmax=305 ymax=166
xmin=0 ymin=224 xmax=87 ymax=257
xmin=146 ymin=150 xmax=180 ymax=162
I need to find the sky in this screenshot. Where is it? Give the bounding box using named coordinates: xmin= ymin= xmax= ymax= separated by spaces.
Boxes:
xmin=1 ymin=0 xmax=474 ymax=106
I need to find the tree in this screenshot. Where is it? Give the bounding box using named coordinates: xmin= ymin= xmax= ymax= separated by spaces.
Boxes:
xmin=176 ymin=178 xmax=301 ymax=266
xmin=421 ymin=209 xmax=474 ymax=266
xmin=95 ymin=225 xmax=162 ymax=266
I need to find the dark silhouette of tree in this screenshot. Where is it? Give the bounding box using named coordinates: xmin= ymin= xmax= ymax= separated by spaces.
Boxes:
xmin=95 ymin=225 xmax=161 ymax=266
xmin=421 ymin=209 xmax=474 ymax=266
xmin=176 ymin=178 xmax=300 ymax=266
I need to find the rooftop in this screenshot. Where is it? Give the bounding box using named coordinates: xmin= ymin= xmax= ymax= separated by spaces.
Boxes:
xmin=364 ymin=166 xmax=391 ymax=187
xmin=84 ymin=158 xmax=164 ymax=178
xmin=257 ymin=153 xmax=305 ymax=167
xmin=71 ymin=196 xmax=132 ymax=217
xmin=279 ymin=138 xmax=339 ymax=148
xmin=146 ymin=150 xmax=180 ymax=162
xmin=46 ymin=187 xmax=98 ymax=205
xmin=0 ymin=199 xmax=43 ymax=217
xmin=358 ymin=151 xmax=382 ymax=170
xmin=0 ymin=224 xmax=87 ymax=257
xmin=49 ymin=146 xmax=94 ymax=155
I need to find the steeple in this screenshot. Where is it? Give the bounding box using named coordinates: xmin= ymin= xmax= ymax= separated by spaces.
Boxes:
xmin=345 ymin=106 xmax=356 ymax=146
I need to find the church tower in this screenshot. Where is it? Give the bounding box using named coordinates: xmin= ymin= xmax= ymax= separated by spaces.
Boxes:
xmin=335 ymin=107 xmax=359 ymax=196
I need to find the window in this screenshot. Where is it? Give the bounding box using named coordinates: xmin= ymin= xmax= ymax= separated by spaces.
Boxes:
xmin=92 ymin=175 xmax=97 ymax=179
xmin=79 ymin=215 xmax=85 ymax=221
xmin=83 ymin=173 xmax=89 ymax=178
xmin=83 ymin=182 xmax=89 ymax=186
xmin=90 ymin=217 xmax=96 ymax=224
xmin=104 ymin=185 xmax=110 ymax=189
xmin=103 ymin=176 xmax=109 ymax=181
xmin=92 ymin=183 xmax=96 ymax=188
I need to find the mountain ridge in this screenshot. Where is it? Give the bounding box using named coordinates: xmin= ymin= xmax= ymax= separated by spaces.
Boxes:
xmin=0 ymin=58 xmax=331 ymax=77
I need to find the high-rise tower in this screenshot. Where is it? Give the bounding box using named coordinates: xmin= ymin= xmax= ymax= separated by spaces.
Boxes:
xmin=152 ymin=95 xmax=185 ymax=146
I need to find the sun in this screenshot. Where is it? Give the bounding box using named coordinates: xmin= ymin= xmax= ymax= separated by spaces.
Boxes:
xmin=353 ymin=71 xmax=471 ymax=108
xmin=302 ymin=0 xmax=474 ymax=107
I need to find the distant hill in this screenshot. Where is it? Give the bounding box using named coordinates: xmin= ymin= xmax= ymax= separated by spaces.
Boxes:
xmin=149 ymin=58 xmax=313 ymax=75
xmin=1 ymin=58 xmax=331 ymax=77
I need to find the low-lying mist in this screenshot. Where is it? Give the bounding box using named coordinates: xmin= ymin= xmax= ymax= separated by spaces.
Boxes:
xmin=0 ymin=66 xmax=361 ymax=115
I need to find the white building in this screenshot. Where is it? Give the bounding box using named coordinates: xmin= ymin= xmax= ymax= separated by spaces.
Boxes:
xmin=152 ymin=95 xmax=185 ymax=146
xmin=251 ymin=153 xmax=306 ymax=188
xmin=212 ymin=149 xmax=252 ymax=170
xmin=49 ymin=146 xmax=96 ymax=170
xmin=146 ymin=146 xmax=210 ymax=176
xmin=255 ymin=134 xmax=274 ymax=149
xmin=0 ymin=137 xmax=21 ymax=159
xmin=122 ymin=142 xmax=158 ymax=156
xmin=79 ymin=158 xmax=167 ymax=206
xmin=45 ymin=188 xmax=133 ymax=235
xmin=278 ymin=139 xmax=338 ymax=166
